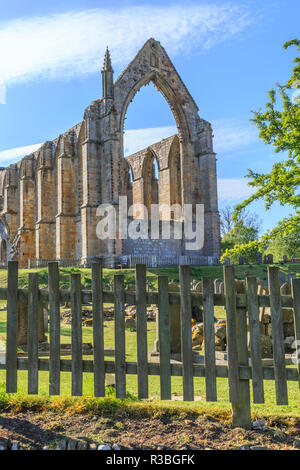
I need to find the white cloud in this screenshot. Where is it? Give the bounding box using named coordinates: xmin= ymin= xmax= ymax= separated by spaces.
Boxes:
xmin=0 ymin=143 xmax=42 ymax=165
xmin=0 ymin=4 xmax=253 ymax=85
xmin=0 ymin=117 xmax=258 ymax=165
xmin=124 ymin=119 xmax=258 ymax=156
xmin=217 ymin=178 xmax=255 ymax=201
xmin=124 ymin=126 xmax=177 ymax=156
xmin=212 ymin=118 xmax=257 ymax=154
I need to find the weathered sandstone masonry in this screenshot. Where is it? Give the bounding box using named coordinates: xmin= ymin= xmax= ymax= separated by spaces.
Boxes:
xmin=0 ymin=39 xmax=220 ymax=266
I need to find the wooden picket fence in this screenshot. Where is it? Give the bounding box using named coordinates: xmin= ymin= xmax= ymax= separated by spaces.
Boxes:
xmin=1 ymin=261 xmax=300 ymax=427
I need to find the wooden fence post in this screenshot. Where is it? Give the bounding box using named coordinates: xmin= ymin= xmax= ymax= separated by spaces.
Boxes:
xmin=224 ymin=266 xmax=251 ymax=428
xmin=291 ymin=278 xmax=300 ymax=390
xmin=48 ymin=262 xmax=60 ymax=395
xmin=6 ymin=261 xmax=18 ymax=393
xmin=268 ymin=266 xmax=288 ymax=405
xmin=179 ymin=265 xmax=194 ymax=401
xmin=135 ymin=264 xmax=148 ymax=399
xmin=158 ymin=275 xmax=171 ymax=400
xmin=28 ymin=272 xmax=39 ymax=394
xmin=246 ymin=276 xmax=264 ymax=403
xmin=203 ymin=277 xmax=217 ymax=402
xmin=71 ymin=273 xmax=82 ymax=396
xmin=92 ymin=261 xmax=105 ymax=397
xmin=233 ymin=279 xmax=251 ymax=428
xmin=224 ymin=265 xmax=239 ymax=403
xmin=114 ymin=274 xmax=126 ymax=399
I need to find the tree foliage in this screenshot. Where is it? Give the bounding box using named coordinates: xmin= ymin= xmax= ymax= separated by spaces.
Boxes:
xmin=233 ymin=39 xmax=300 ymax=237
xmin=220 ymin=205 xmax=261 ymax=255
xmin=220 ymin=240 xmax=263 ymax=265
xmin=220 ymin=205 xmax=261 ymax=239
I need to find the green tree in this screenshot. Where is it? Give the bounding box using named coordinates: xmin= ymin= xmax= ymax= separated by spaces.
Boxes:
xmin=220 ymin=205 xmax=261 ymax=253
xmin=233 ymin=39 xmax=300 ymax=238
xmin=220 ymin=240 xmax=263 ymax=265
xmin=222 ymin=220 xmax=259 ymax=251
xmin=266 ymin=234 xmax=300 ymax=262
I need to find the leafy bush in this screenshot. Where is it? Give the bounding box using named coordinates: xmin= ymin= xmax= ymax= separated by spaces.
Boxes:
xmin=220 ymin=240 xmax=263 ymax=265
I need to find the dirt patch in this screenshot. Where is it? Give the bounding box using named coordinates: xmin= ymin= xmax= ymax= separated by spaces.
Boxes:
xmin=0 ymin=411 xmax=299 ymax=450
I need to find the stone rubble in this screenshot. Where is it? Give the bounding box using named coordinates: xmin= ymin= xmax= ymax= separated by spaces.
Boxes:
xmin=252 ymin=420 xmax=268 ymax=432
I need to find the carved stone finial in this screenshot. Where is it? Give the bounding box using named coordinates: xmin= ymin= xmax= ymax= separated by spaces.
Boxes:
xmin=102 ymin=47 xmax=114 ymax=99
xmin=103 ymin=47 xmax=113 ymax=72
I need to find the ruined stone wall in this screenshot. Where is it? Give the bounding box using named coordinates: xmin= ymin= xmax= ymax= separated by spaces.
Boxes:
xmin=0 ymin=39 xmax=220 ymax=266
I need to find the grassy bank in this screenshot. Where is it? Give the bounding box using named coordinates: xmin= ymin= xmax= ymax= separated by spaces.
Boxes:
xmin=0 ymin=263 xmax=298 ymax=291
xmin=0 ymin=388 xmax=299 ymax=425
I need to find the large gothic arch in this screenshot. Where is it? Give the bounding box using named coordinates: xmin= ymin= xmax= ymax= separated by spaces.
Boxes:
xmin=118 ymin=71 xmax=190 ymax=144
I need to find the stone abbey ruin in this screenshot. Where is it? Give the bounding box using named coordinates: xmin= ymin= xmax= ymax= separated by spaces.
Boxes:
xmin=0 ymin=39 xmax=220 ymax=267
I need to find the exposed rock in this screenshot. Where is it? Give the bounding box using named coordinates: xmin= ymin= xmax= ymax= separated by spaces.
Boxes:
xmin=260 ymin=335 xmax=273 ymax=358
xmin=67 ymin=439 xmax=77 ymax=450
xmin=237 ymin=444 xmax=251 ymax=450
xmin=214 ymin=320 xmax=226 ymax=351
xmin=105 ymin=374 xmax=116 ymax=387
xmin=252 ymin=419 xmax=266 ymax=431
xmin=192 ymin=323 xmax=204 ymax=349
xmin=77 ymin=441 xmax=88 ymax=450
xmin=98 ymin=444 xmax=111 ymax=450
xmin=293 ymin=439 xmax=300 ymax=449
xmin=251 ymin=446 xmax=268 ymax=450
xmin=284 ymin=336 xmax=295 ymax=353
xmin=55 ymin=439 xmax=67 ymax=450
xmin=89 ymin=443 xmax=98 ymax=450
xmin=215 ymin=322 xmax=226 ymax=341
xmin=11 ymin=442 xmax=19 ymax=450
xmin=0 ymin=441 xmax=7 ymax=450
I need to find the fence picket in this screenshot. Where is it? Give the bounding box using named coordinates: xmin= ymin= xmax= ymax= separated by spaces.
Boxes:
xmin=114 ymin=275 xmax=126 ymax=398
xmin=291 ymin=278 xmax=300 ymax=389
xmin=6 ymin=261 xmax=18 ymax=393
xmin=224 ymin=265 xmax=239 ymax=403
xmin=92 ymin=261 xmax=105 ymax=397
xmin=71 ymin=273 xmax=82 ymax=396
xmin=158 ymin=276 xmax=171 ymax=400
xmin=28 ymin=273 xmax=39 ymax=394
xmin=1 ymin=260 xmax=298 ymax=428
xmin=48 ymin=262 xmax=60 ymax=395
xmin=246 ymin=276 xmax=264 ymax=403
xmin=179 ymin=265 xmax=194 ymax=401
xmin=268 ymin=266 xmax=288 ymax=405
xmin=232 ymin=280 xmax=251 ymax=428
xmin=203 ymin=277 xmax=217 ymax=401
xmin=135 ymin=264 xmax=148 ymax=399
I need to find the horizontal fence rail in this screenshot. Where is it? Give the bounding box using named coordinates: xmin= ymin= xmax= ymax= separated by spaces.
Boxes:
xmin=1 ymin=261 xmax=300 ymax=427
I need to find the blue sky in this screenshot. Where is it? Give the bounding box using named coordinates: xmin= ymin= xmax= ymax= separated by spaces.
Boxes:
xmin=0 ymin=0 xmax=299 ymax=233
